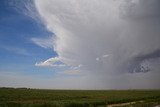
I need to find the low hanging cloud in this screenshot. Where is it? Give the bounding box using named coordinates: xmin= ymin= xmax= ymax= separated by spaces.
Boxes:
xmin=32 ymin=0 xmax=160 ymax=88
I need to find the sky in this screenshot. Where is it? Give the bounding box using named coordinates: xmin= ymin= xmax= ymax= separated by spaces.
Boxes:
xmin=0 ymin=0 xmax=160 ymax=89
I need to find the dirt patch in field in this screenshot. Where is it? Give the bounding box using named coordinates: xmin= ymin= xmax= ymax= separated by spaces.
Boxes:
xmin=107 ymin=101 xmax=136 ymax=107
xmin=106 ymin=101 xmax=160 ymax=107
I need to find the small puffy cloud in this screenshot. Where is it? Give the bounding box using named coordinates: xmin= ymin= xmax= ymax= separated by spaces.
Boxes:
xmin=71 ymin=64 xmax=83 ymax=70
xmin=102 ymin=54 xmax=109 ymax=58
xmin=35 ymin=57 xmax=66 ymax=67
xmin=96 ymin=57 xmax=100 ymax=61
xmin=96 ymin=54 xmax=110 ymax=61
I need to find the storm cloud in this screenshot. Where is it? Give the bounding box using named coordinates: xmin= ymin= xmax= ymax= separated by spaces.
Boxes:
xmin=33 ymin=0 xmax=160 ymax=89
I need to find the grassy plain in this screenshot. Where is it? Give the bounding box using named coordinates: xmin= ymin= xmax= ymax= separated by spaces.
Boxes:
xmin=0 ymin=88 xmax=160 ymax=107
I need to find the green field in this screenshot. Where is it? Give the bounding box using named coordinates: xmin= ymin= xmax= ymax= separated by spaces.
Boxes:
xmin=0 ymin=88 xmax=160 ymax=107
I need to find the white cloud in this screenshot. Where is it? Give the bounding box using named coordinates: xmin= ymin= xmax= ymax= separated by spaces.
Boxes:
xmin=96 ymin=54 xmax=110 ymax=61
xmin=10 ymin=0 xmax=42 ymax=24
xmin=33 ymin=0 xmax=160 ymax=89
xmin=31 ymin=36 xmax=54 ymax=49
xmin=71 ymin=64 xmax=83 ymax=70
xmin=35 ymin=57 xmax=66 ymax=67
xmin=96 ymin=57 xmax=100 ymax=61
xmin=102 ymin=54 xmax=109 ymax=58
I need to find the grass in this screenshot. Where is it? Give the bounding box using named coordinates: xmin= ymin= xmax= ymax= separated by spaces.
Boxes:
xmin=0 ymin=88 xmax=160 ymax=107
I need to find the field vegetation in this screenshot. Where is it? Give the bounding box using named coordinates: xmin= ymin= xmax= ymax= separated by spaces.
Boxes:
xmin=0 ymin=88 xmax=160 ymax=107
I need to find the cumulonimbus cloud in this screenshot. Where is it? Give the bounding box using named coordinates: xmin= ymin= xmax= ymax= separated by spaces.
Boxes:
xmin=32 ymin=0 xmax=160 ymax=89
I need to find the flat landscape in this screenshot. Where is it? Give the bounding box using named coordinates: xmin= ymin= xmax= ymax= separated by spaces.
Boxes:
xmin=0 ymin=88 xmax=160 ymax=107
